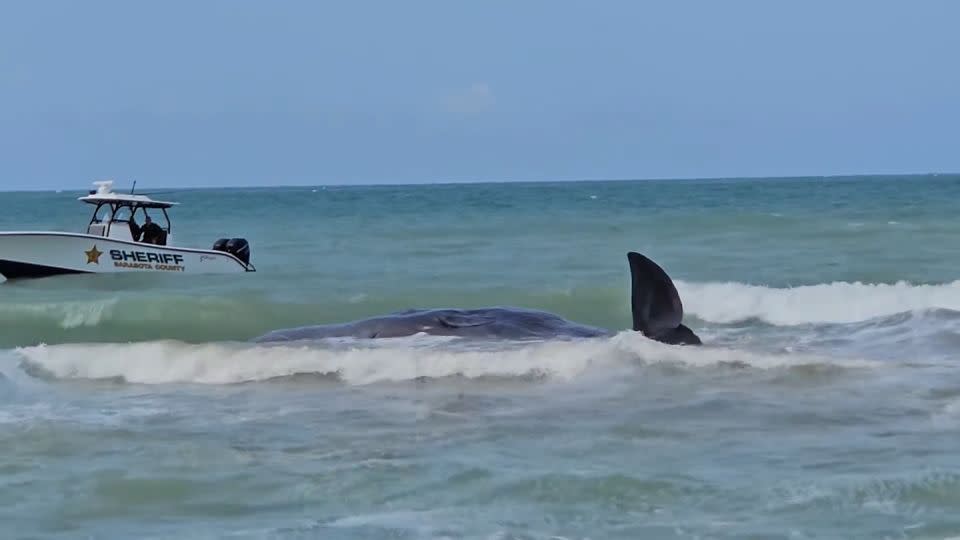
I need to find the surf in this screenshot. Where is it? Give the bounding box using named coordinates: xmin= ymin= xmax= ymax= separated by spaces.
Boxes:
xmin=678 ymin=279 xmax=960 ymax=325
xmin=12 ymin=331 xmax=875 ymax=386
xmin=5 ymin=278 xmax=960 ymax=347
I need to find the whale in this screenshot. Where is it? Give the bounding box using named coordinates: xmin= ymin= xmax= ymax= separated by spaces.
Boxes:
xmin=253 ymin=251 xmax=702 ymax=346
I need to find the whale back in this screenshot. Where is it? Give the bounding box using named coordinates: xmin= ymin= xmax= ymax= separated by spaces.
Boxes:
xmin=627 ymin=251 xmax=700 ymax=345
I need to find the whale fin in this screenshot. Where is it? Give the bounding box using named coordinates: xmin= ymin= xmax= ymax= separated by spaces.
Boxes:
xmin=651 ymin=323 xmax=702 ymax=346
xmin=627 ymin=251 xmax=701 ymax=345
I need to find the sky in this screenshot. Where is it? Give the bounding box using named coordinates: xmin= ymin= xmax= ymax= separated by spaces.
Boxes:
xmin=2 ymin=0 xmax=959 ymax=190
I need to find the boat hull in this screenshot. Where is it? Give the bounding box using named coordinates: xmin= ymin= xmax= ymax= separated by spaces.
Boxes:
xmin=0 ymin=232 xmax=254 ymax=280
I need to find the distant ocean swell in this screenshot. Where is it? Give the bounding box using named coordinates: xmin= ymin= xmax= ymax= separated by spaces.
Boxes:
xmin=3 ymin=279 xmax=960 ymax=347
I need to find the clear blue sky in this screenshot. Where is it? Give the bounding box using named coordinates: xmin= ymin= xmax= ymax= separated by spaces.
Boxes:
xmin=2 ymin=0 xmax=958 ymax=190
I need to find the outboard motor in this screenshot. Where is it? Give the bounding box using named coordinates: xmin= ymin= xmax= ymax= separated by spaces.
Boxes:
xmin=211 ymin=237 xmax=252 ymax=266
xmin=225 ymin=238 xmax=251 ymax=265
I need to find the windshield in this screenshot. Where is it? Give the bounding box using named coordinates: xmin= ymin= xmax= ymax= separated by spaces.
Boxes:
xmin=111 ymin=206 xmax=132 ymax=222
xmin=92 ymin=204 xmax=111 ymax=223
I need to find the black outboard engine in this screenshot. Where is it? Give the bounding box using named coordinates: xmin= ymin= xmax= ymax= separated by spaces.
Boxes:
xmin=225 ymin=238 xmax=251 ymax=265
xmin=211 ymin=237 xmax=251 ymax=266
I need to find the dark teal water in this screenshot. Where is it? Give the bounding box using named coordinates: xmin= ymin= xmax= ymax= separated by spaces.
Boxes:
xmin=3 ymin=174 xmax=960 ymax=539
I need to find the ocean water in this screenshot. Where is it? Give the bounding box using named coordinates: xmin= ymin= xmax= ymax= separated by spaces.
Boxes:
xmin=3 ymin=174 xmax=960 ymax=539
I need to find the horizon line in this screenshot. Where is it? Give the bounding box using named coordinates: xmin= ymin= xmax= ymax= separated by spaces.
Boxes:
xmin=1 ymin=170 xmax=956 ymax=193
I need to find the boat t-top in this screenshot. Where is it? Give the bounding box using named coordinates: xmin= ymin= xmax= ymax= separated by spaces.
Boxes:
xmin=0 ymin=180 xmax=256 ymax=280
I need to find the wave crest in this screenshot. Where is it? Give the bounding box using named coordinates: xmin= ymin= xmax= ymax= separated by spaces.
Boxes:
xmin=13 ymin=332 xmax=871 ymax=386
xmin=4 ymin=278 xmax=958 ymax=349
xmin=678 ymin=280 xmax=960 ymax=326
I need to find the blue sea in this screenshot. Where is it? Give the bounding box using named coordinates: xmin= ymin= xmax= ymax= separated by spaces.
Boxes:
xmin=3 ymin=174 xmax=960 ymax=539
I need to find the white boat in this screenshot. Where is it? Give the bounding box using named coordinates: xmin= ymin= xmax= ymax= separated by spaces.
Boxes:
xmin=0 ymin=180 xmax=256 ymax=280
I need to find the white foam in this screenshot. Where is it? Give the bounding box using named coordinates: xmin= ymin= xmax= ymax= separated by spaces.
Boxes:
xmin=14 ymin=332 xmax=872 ymax=386
xmin=677 ymin=279 xmax=960 ymax=326
xmin=0 ymin=401 xmax=168 ymax=426
xmin=931 ymin=397 xmax=960 ymax=428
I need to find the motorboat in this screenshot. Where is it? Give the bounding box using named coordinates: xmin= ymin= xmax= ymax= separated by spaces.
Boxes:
xmin=0 ymin=180 xmax=256 ymax=280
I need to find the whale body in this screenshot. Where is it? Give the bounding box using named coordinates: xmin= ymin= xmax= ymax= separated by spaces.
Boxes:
xmin=253 ymin=251 xmax=701 ymax=346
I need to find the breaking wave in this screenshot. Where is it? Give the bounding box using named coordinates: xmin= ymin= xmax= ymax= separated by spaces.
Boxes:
xmin=3 ymin=279 xmax=960 ymax=349
xmin=678 ymin=280 xmax=960 ymax=326
xmin=13 ymin=332 xmax=872 ymax=386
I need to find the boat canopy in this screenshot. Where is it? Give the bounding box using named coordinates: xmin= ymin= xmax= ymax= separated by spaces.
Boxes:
xmin=78 ymin=180 xmax=178 ymax=209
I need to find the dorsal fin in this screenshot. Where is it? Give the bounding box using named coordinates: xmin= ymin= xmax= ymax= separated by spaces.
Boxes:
xmin=627 ymin=251 xmax=699 ymax=344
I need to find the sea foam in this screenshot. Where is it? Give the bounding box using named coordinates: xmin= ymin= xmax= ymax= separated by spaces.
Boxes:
xmin=14 ymin=332 xmax=871 ymax=386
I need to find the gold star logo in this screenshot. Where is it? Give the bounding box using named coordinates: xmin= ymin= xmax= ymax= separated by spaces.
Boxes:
xmin=85 ymin=245 xmax=103 ymax=264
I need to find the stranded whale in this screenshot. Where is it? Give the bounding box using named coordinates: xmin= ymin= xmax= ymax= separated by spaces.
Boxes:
xmin=253 ymin=251 xmax=702 ymax=346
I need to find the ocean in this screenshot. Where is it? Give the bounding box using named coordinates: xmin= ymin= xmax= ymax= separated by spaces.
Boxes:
xmin=2 ymin=174 xmax=960 ymax=539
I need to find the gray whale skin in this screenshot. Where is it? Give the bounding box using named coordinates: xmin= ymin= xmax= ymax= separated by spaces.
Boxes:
xmin=253 ymin=251 xmax=701 ymax=346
